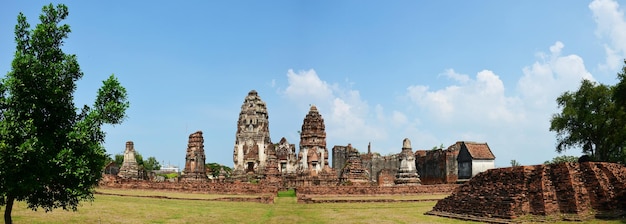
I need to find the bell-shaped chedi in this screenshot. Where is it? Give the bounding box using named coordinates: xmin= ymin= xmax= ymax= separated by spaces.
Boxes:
xmin=233 ymin=90 xmax=272 ymax=175
xmin=394 ymin=138 xmax=421 ymax=185
xmin=181 ymin=131 xmax=208 ymax=182
xmin=118 ymin=141 xmax=141 ymax=179
xmin=298 ymin=105 xmax=330 ymax=175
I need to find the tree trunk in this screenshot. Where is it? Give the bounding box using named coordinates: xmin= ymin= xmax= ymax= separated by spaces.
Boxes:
xmin=4 ymin=195 xmax=14 ymax=224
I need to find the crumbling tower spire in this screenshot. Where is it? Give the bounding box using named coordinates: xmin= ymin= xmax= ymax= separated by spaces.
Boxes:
xmin=181 ymin=131 xmax=207 ymax=182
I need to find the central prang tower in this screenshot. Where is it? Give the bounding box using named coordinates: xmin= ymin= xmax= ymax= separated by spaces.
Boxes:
xmin=233 ymin=90 xmax=272 ymax=175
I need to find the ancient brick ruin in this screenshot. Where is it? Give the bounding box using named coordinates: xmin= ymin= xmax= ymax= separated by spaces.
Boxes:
xmin=230 ymin=92 xmax=338 ymax=186
xmin=118 ymin=141 xmax=141 ymax=180
xmin=181 ymin=131 xmax=208 ymax=182
xmin=394 ymin=138 xmax=421 ymax=185
xmin=275 ymin=137 xmax=298 ymax=174
xmin=115 ymin=90 xmax=498 ymax=190
xmin=298 ymin=105 xmax=332 ymax=175
xmin=233 ymin=90 xmax=272 ymax=176
xmin=414 ymin=141 xmax=495 ymax=184
xmin=430 ymin=162 xmax=626 ymax=221
xmin=338 ymin=144 xmax=370 ymax=184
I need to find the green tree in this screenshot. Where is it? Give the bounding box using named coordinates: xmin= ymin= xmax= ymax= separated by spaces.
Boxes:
xmin=114 ymin=153 xmax=125 ymax=167
xmin=143 ymin=156 xmax=161 ymax=172
xmin=0 ymin=4 xmax=129 ymax=223
xmin=550 ymin=79 xmax=626 ymax=163
xmin=205 ymin=162 xmax=232 ymax=178
xmin=544 ymin=155 xmax=579 ymax=165
xmin=614 ymin=60 xmax=626 ymax=108
xmin=510 ymin=160 xmax=521 ymax=167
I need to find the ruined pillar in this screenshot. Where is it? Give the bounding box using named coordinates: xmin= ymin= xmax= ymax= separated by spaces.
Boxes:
xmin=118 ymin=141 xmax=141 ymax=180
xmin=181 ymin=131 xmax=208 ymax=182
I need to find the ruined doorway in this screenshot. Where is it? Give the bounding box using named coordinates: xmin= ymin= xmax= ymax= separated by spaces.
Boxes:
xmin=247 ymin=162 xmax=254 ymax=173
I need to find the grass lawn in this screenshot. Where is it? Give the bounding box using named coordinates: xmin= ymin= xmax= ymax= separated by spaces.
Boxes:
xmin=7 ymin=189 xmax=625 ymax=224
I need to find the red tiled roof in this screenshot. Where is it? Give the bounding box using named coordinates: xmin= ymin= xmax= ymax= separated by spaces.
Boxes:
xmin=464 ymin=142 xmax=495 ymax=160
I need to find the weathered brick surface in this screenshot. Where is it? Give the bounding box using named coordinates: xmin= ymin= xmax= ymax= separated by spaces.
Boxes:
xmin=431 ymin=162 xmax=626 ymax=220
xmin=415 ymin=148 xmax=459 ymax=185
xmin=96 ymin=191 xmax=275 ymax=204
xmin=100 ymin=175 xmax=278 ymax=195
xmin=297 ymin=185 xmax=458 ymax=203
xmin=297 ymin=184 xmax=458 ymax=196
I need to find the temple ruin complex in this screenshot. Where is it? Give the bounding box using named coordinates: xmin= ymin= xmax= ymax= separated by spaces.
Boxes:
xmin=117 ymin=90 xmax=497 ymax=187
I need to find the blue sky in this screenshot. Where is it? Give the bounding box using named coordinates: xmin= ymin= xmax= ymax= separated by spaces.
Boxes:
xmin=2 ymin=1 xmax=626 ymax=168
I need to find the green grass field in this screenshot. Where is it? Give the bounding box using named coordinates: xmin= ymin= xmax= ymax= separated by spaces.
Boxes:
xmin=7 ymin=189 xmax=625 ymax=224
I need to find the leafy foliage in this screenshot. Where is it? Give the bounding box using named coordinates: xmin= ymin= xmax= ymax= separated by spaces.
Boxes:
xmin=544 ymin=155 xmax=579 ymax=165
xmin=550 ymin=77 xmax=626 ymax=163
xmin=0 ymin=4 xmax=129 ymax=223
xmin=205 ymin=162 xmax=232 ymax=178
xmin=510 ymin=160 xmax=521 ymax=167
xmin=143 ymin=156 xmax=161 ymax=172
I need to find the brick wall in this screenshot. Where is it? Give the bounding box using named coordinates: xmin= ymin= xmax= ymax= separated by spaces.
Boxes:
xmin=100 ymin=175 xmax=278 ymax=195
xmin=431 ymin=162 xmax=626 ymax=220
xmin=297 ymin=184 xmax=458 ymax=196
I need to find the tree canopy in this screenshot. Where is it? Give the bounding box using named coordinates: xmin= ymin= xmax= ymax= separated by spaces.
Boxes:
xmin=0 ymin=4 xmax=129 ymax=223
xmin=543 ymin=155 xmax=579 ymax=165
xmin=550 ymin=63 xmax=626 ymax=164
xmin=205 ymin=162 xmax=232 ymax=178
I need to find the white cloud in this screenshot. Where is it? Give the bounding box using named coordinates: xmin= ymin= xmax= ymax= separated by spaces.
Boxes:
xmin=589 ymin=0 xmax=626 ymax=71
xmin=518 ymin=41 xmax=594 ymax=109
xmin=284 ymin=69 xmax=333 ymax=102
xmin=407 ymin=69 xmax=523 ymax=124
xmin=281 ymin=69 xmax=388 ymax=150
xmin=442 ymin=69 xmax=470 ymax=83
xmin=402 ymin=41 xmax=596 ymax=166
xmin=390 ymin=111 xmax=408 ymax=127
